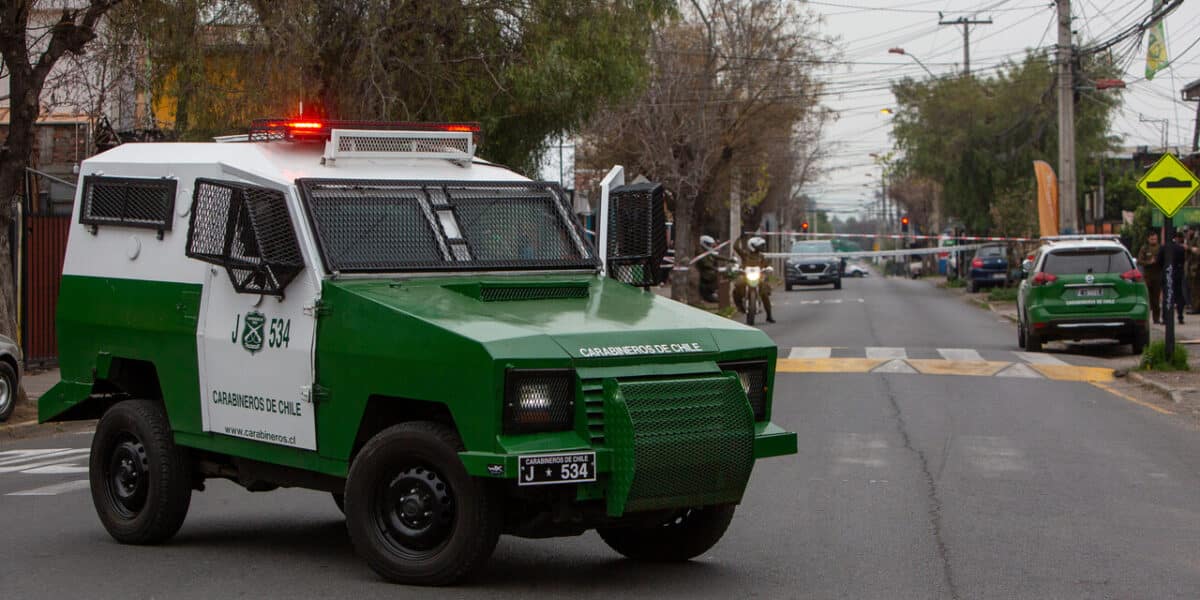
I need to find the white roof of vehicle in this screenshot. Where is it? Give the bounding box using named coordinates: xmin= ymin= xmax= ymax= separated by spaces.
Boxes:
xmin=81 ymin=140 xmax=529 ymax=185
xmin=1039 ymin=239 xmax=1127 ymax=253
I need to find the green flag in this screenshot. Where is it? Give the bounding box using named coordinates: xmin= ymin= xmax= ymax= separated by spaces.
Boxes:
xmin=1145 ymin=0 xmax=1168 ymax=80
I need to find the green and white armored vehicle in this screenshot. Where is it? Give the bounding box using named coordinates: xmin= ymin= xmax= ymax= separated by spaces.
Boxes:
xmin=40 ymin=118 xmax=797 ymax=585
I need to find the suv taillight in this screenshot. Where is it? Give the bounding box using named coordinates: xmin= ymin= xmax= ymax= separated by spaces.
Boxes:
xmin=1121 ymin=269 xmax=1144 ymax=283
xmin=1032 ymin=272 xmax=1057 ymax=286
xmin=971 ymin=258 xmax=984 ymax=268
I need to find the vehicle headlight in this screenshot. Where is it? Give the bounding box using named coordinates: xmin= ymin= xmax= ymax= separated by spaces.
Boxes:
xmin=719 ymin=360 xmax=768 ymax=420
xmin=745 ymin=267 xmax=762 ymax=283
xmin=503 ymin=369 xmax=575 ymax=434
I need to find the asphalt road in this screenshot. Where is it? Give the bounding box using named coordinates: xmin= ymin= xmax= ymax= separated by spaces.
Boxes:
xmin=2 ymin=273 xmax=1199 ymax=598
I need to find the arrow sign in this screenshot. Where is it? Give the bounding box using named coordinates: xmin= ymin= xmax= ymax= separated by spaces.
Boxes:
xmin=1137 ymin=153 xmax=1200 ymax=218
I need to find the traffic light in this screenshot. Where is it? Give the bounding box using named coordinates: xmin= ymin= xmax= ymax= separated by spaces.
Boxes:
xmin=801 ymin=221 xmax=809 ymax=232
xmin=901 ymin=216 xmax=910 ymax=233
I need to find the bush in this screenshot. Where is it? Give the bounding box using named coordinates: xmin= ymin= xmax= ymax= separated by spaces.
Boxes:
xmin=1139 ymin=341 xmax=1190 ymax=371
xmin=941 ymin=278 xmax=966 ymax=289
xmin=987 ymin=287 xmax=1018 ymax=302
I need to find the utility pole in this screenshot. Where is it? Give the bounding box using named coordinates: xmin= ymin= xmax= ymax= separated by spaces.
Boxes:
xmin=1056 ymin=0 xmax=1078 ymax=233
xmin=938 ymin=14 xmax=993 ymax=76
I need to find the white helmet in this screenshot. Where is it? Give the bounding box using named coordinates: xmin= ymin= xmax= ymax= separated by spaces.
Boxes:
xmin=700 ymin=235 xmax=716 ymax=250
xmin=748 ymin=236 xmax=767 ymax=252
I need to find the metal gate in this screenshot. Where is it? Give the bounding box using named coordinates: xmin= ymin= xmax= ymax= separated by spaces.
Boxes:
xmin=21 ymin=168 xmax=75 ymax=366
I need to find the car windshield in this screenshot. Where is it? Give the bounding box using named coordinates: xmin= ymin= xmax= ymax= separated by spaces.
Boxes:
xmin=791 ymin=241 xmax=834 ymax=254
xmin=297 ymin=179 xmax=597 ymax=273
xmin=1042 ymin=248 xmax=1132 ymax=275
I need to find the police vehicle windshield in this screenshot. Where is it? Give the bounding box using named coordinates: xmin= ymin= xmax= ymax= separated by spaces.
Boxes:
xmin=297 ymin=179 xmax=597 ymax=273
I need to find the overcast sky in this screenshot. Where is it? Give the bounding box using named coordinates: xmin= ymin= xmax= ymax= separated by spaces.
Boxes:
xmin=806 ymin=0 xmax=1200 ymax=219
xmin=543 ymin=1 xmax=1200 ymax=221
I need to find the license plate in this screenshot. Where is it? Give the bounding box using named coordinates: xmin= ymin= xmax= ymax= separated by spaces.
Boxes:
xmin=1078 ymin=288 xmax=1103 ymax=297
xmin=992 ymin=273 xmax=1007 ymax=280
xmin=804 ymin=274 xmax=818 ymax=280
xmin=517 ymin=452 xmax=596 ymax=486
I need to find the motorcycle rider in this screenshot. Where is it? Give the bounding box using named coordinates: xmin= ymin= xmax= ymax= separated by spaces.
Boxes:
xmin=733 ymin=235 xmax=775 ymax=323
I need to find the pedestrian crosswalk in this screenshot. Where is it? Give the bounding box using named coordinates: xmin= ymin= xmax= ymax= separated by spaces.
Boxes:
xmin=0 ymin=448 xmax=90 ymax=496
xmin=779 ymin=347 xmax=1112 ymax=381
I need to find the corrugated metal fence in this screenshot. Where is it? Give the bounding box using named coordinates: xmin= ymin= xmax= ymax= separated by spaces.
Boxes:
xmin=23 ymin=214 xmax=70 ymax=365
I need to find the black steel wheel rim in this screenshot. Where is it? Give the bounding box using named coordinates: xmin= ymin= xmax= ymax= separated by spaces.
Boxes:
xmin=105 ymin=434 xmax=149 ymax=518
xmin=374 ymin=464 xmax=455 ymax=557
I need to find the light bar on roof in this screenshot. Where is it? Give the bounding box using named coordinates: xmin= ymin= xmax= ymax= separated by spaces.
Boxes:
xmin=248 ymin=118 xmax=482 ymax=143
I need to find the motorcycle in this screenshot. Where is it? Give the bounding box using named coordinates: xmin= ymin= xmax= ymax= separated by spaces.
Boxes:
xmin=732 ymin=264 xmax=773 ymax=325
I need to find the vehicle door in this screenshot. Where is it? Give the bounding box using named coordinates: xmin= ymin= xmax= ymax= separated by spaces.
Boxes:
xmin=186 ymin=178 xmax=321 ymax=451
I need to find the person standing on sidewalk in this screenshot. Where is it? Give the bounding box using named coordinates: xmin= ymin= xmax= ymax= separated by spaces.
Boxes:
xmin=1158 ymin=228 xmax=1188 ymax=324
xmin=1139 ymin=231 xmax=1163 ymax=324
xmin=1187 ymin=227 xmax=1200 ymax=314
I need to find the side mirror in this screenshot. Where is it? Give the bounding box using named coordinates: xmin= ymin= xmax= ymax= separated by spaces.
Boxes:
xmin=604 ymin=182 xmax=667 ymax=288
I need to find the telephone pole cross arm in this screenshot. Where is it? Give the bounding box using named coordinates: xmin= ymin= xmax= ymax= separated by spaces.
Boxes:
xmin=937 ymin=14 xmax=993 ymax=76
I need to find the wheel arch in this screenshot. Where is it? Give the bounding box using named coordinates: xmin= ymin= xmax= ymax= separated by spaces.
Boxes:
xmin=349 ymin=395 xmax=460 ymax=464
xmin=47 ymin=356 xmax=165 ymax=422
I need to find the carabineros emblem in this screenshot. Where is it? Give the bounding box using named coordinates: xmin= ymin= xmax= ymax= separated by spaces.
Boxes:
xmin=241 ymin=311 xmax=266 ymax=354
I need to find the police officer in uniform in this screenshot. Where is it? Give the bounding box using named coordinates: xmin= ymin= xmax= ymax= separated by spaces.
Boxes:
xmin=733 ymin=235 xmax=775 ymax=323
xmin=696 ymin=235 xmax=731 ymax=303
xmin=1138 ymin=231 xmax=1162 ymax=324
xmin=1187 ymin=226 xmax=1200 ymax=313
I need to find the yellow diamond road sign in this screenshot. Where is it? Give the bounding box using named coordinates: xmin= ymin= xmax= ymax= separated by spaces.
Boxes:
xmin=1137 ymin=153 xmax=1200 ymax=218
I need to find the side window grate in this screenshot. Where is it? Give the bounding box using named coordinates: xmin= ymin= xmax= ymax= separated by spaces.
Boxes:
xmin=79 ymin=175 xmax=177 ymax=232
xmin=186 ymin=179 xmax=304 ymax=297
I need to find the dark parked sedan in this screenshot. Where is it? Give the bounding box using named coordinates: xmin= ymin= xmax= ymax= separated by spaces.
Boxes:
xmin=968 ymin=244 xmax=1009 ymax=293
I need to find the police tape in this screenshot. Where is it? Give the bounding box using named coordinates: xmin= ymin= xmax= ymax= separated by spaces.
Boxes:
xmin=764 ymin=243 xmax=992 ymax=260
xmin=754 ymin=231 xmax=1043 ymax=243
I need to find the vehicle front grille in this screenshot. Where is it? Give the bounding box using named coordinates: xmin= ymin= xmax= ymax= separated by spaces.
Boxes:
xmin=603 ymin=374 xmax=754 ymax=515
xmin=798 ymin=263 xmax=828 ymax=274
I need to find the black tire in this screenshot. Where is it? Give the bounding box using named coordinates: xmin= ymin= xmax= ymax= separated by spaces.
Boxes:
xmin=345 ymin=421 xmax=501 ymax=586
xmin=833 ymin=278 xmax=842 ymax=290
xmin=968 ymin=280 xmax=978 ymax=293
xmin=0 ymin=361 xmax=16 ymax=422
xmin=1026 ymin=324 xmax=1043 ymax=352
xmin=332 ymin=492 xmax=346 ymax=515
xmin=1017 ymin=319 xmax=1027 ymax=349
xmin=745 ymin=289 xmax=757 ymax=326
xmin=89 ymin=399 xmax=192 ymax=545
xmin=1132 ymin=326 xmax=1149 ymax=356
xmin=785 ymin=282 xmax=793 ymax=291
xmin=598 ymin=504 xmax=736 ymax=562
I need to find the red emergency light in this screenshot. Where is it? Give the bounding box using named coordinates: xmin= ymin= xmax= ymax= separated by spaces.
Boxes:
xmin=249 ymin=118 xmax=483 ymax=143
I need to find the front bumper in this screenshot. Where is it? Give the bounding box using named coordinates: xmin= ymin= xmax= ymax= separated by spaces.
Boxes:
xmin=787 ymin=263 xmax=839 ymax=284
xmin=459 ymin=373 xmax=797 ymax=517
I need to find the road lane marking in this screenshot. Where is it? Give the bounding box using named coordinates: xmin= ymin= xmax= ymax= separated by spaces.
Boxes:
xmin=6 ymin=479 xmax=90 ymax=496
xmin=788 ymin=346 xmax=832 ymax=359
xmin=21 ymin=464 xmax=89 ymax=475
xmin=1015 ymin=352 xmax=1068 ymax=365
xmin=866 ymin=347 xmax=907 ymax=359
xmin=1091 ymin=382 xmax=1175 ymax=415
xmin=0 ymin=449 xmax=90 ymax=473
xmin=937 ymin=348 xmax=983 ymax=362
xmin=907 ymin=359 xmax=1011 ymax=377
xmin=1030 ymin=364 xmax=1114 ymax=382
xmin=0 ymin=449 xmax=81 ymax=466
xmin=776 ymin=358 xmax=886 ymax=373
xmin=872 ymin=359 xmax=917 ymax=374
xmin=995 ymin=363 xmax=1044 ymax=378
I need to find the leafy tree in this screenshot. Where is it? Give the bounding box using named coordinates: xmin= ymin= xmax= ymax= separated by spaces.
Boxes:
xmin=132 ymin=0 xmax=672 ymax=175
xmin=890 ymin=51 xmax=1122 ymax=234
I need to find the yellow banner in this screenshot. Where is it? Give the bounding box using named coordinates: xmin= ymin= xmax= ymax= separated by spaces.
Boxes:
xmin=1146 ymin=0 xmax=1168 ymax=80
xmin=1033 ymin=160 xmax=1059 ymax=237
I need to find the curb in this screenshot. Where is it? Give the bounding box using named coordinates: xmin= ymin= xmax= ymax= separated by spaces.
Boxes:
xmin=0 ymin=418 xmax=94 ymax=440
xmin=1127 ymin=371 xmax=1192 ymax=404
